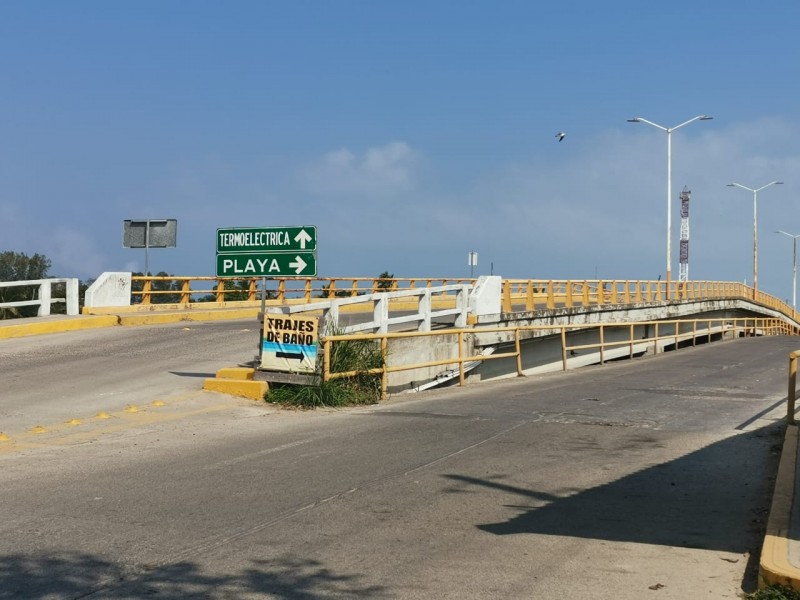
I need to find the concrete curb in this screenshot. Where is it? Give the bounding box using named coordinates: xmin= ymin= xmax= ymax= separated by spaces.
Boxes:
xmin=0 ymin=315 xmax=120 ymax=340
xmin=203 ymin=367 xmax=268 ymax=400
xmin=759 ymin=424 xmax=800 ymax=590
xmin=0 ymin=309 xmax=259 ymax=340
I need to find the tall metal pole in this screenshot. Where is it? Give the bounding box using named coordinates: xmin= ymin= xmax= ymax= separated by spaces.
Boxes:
xmin=728 ymin=181 xmax=783 ymax=294
xmin=666 ymin=129 xmax=672 ymax=286
xmin=628 ymin=115 xmax=712 ymax=297
xmin=753 ymin=189 xmax=758 ymax=293
xmin=776 ymin=230 xmax=799 ymax=309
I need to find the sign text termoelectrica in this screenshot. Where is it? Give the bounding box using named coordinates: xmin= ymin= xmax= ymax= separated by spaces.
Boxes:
xmin=216 ymin=227 xmax=316 ymax=253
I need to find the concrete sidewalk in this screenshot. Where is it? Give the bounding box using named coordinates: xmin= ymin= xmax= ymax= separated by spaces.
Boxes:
xmin=760 ymin=424 xmax=800 ymax=590
xmin=6 ymin=311 xmax=800 ymax=592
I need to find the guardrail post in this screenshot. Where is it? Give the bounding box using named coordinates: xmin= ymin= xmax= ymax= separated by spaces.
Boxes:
xmin=515 ymin=328 xmax=523 ymax=376
xmin=180 ymin=279 xmax=191 ymax=305
xmin=561 ymin=327 xmax=567 ymax=370
xmin=789 ymin=352 xmax=797 ymax=425
xmin=323 ymin=339 xmax=331 ymax=382
xmin=419 ymin=288 xmax=431 ymax=332
xmin=141 ymin=279 xmax=152 ymax=304
xmin=381 ymin=337 xmax=389 ymax=401
xmin=502 ymin=280 xmax=512 ymax=313
xmin=323 ymin=300 xmax=340 ymax=335
xmin=454 ymin=285 xmax=469 ymax=328
xmin=599 ymin=325 xmax=605 ymax=364
xmin=38 ymin=281 xmax=51 ymax=316
xmin=66 ymin=278 xmax=79 ymax=315
xmin=458 ymin=331 xmax=465 ymax=386
xmin=375 ymin=294 xmax=389 ymax=334
xmin=547 ymin=281 xmax=555 ymax=309
xmin=629 ymin=324 xmax=635 ymax=359
xmin=248 ymin=279 xmax=258 ymax=301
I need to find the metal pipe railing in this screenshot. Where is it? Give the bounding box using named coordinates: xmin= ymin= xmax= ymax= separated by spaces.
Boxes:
xmin=323 ymin=317 xmax=797 ymax=401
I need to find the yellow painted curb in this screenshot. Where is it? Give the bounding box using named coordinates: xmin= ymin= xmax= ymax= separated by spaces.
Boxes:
xmin=216 ymin=367 xmax=255 ymax=380
xmin=118 ymin=309 xmax=259 ymax=327
xmin=0 ymin=315 xmax=119 ymax=340
xmin=759 ymin=424 xmax=800 ymax=590
xmin=203 ymin=377 xmax=268 ymax=400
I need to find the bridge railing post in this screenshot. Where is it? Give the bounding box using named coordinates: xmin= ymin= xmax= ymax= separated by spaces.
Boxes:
xmin=37 ymin=281 xmax=51 ymax=316
xmin=65 ymin=278 xmax=79 ymax=315
xmin=789 ymin=351 xmax=798 ymax=425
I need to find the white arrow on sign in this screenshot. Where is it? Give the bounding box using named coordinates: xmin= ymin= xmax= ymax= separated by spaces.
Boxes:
xmin=294 ymin=229 xmax=313 ymax=249
xmin=289 ymin=255 xmax=307 ymax=274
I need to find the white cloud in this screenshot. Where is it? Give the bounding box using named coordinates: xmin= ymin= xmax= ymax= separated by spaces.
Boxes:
xmin=299 ymin=141 xmax=418 ymax=197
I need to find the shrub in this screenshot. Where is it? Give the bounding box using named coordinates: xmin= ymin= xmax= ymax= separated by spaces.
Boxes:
xmin=266 ymin=337 xmax=384 ymax=408
xmin=748 ymin=585 xmax=800 ymax=600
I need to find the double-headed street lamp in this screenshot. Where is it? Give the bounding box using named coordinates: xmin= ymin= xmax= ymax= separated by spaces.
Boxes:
xmin=628 ymin=115 xmax=713 ymax=293
xmin=776 ymin=230 xmax=800 ymax=309
xmin=727 ymin=181 xmax=783 ymax=293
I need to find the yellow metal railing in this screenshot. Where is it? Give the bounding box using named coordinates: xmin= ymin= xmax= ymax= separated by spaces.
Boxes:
xmin=323 ymin=317 xmax=798 ymax=400
xmin=124 ymin=275 xmax=800 ymax=328
xmin=130 ymin=276 xmax=474 ymax=306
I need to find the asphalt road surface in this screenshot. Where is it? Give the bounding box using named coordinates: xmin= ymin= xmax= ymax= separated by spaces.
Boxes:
xmin=0 ymin=325 xmax=796 ymax=599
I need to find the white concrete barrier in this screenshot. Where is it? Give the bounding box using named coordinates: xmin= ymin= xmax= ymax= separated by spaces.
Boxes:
xmin=84 ymin=272 xmax=132 ymax=308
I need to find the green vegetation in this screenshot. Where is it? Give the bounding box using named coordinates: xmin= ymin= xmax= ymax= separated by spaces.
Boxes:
xmin=748 ymin=585 xmax=800 ymax=600
xmin=266 ymin=336 xmax=384 ymax=408
xmin=375 ymin=271 xmax=395 ymax=290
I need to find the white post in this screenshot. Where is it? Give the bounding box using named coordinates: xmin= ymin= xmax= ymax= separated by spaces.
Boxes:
xmin=374 ymin=294 xmax=389 ymax=334
xmin=38 ymin=281 xmax=51 ymax=316
xmin=66 ymin=278 xmax=79 ymax=315
xmin=455 ymin=284 xmax=470 ymax=328
xmin=418 ymin=288 xmax=431 ymax=332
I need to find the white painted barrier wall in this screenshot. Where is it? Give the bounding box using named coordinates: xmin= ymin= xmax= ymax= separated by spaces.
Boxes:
xmin=84 ymin=272 xmax=132 ymax=308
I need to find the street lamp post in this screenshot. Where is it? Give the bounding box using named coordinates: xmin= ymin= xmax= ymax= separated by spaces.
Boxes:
xmin=628 ymin=115 xmax=713 ymax=296
xmin=775 ymin=229 xmax=799 ymax=309
xmin=727 ymin=181 xmax=784 ymax=294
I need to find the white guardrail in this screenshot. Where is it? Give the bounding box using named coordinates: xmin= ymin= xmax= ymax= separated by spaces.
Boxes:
xmin=0 ymin=278 xmax=80 ymax=317
xmin=270 ymin=283 xmax=473 ymax=334
xmin=269 ymin=276 xmax=505 ymax=335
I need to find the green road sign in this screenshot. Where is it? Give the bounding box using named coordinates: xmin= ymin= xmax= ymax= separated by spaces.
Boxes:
xmin=217 ymin=226 xmax=316 ymax=253
xmin=216 ymin=252 xmax=317 ymax=277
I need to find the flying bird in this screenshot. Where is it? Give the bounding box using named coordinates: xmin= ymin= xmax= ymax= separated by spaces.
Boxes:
xmin=555 ymin=132 xmax=566 ymax=142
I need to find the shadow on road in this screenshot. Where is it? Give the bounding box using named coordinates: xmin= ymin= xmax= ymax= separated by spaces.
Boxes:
xmin=444 ymin=420 xmax=785 ymax=593
xmin=0 ymin=552 xmax=387 ymax=599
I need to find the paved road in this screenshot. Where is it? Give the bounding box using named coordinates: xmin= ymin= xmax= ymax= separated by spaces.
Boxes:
xmin=0 ymin=319 xmax=261 ymax=434
xmin=0 ymin=330 xmax=795 ymax=598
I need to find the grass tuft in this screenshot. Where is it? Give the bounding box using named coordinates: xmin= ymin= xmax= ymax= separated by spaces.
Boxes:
xmin=266 ymin=336 xmax=384 ymax=409
xmin=747 ymin=585 xmax=800 ymax=600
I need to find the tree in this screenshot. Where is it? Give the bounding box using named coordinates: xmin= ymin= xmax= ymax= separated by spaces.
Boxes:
xmin=197 ymin=278 xmax=276 ymax=302
xmin=376 ymin=271 xmax=395 ymax=291
xmin=0 ymin=251 xmax=52 ymax=318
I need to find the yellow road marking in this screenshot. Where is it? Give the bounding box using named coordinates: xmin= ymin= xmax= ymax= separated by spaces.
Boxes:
xmin=0 ymin=391 xmax=235 ymax=455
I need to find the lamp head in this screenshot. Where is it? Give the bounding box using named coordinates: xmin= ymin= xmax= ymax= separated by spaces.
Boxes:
xmin=627 ymin=118 xmax=641 ymax=123
xmin=699 ymin=115 xmax=713 ymax=121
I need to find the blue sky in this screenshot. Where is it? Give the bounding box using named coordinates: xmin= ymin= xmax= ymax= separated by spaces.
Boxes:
xmin=2 ymin=2 xmax=800 ymax=301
